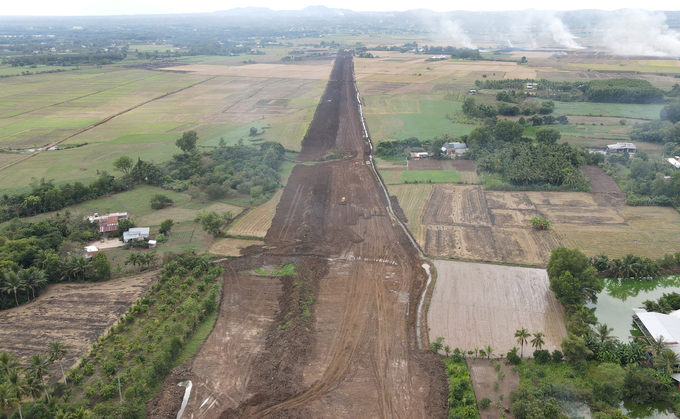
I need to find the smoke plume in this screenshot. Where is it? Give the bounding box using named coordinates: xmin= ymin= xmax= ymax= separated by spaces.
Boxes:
xmin=545 ymin=15 xmax=584 ymax=49
xmin=604 ymin=9 xmax=680 ymax=57
xmin=438 ymin=18 xmax=477 ymax=49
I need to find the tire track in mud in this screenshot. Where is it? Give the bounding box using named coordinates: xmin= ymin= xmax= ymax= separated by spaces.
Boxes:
xmin=172 ymin=51 xmax=447 ymax=419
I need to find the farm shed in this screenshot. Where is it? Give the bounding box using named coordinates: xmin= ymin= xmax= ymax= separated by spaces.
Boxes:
xmin=409 ymin=152 xmax=430 ymax=159
xmin=668 ymin=158 xmax=680 ymax=169
xmin=84 ymin=245 xmax=99 ymax=258
xmin=633 ymin=307 xmax=680 ymax=380
xmin=123 ymin=227 xmax=150 ymax=243
xmin=606 ymin=142 xmax=636 ymax=155
xmin=441 ymin=142 xmax=468 ymax=157
xmin=87 ymin=212 xmax=128 ymax=233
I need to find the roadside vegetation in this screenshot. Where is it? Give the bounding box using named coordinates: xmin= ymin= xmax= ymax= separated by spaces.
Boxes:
xmin=0 ymin=251 xmax=222 ymax=419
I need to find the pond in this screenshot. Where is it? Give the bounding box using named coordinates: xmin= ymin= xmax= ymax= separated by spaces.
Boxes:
xmin=563 ymin=400 xmax=677 ymax=419
xmin=590 ymin=276 xmax=680 ymax=340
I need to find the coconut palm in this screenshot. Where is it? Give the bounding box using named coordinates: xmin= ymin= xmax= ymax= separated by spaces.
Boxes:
xmin=47 ymin=341 xmax=68 ymax=385
xmin=486 ymin=344 xmax=494 ymax=360
xmin=531 ymin=332 xmax=545 ymax=351
xmin=23 ymin=374 xmax=43 ymax=406
xmin=17 ymin=269 xmax=33 ymax=302
xmin=1 ymin=271 xmax=25 ymax=306
xmin=659 ymin=349 xmax=680 ymax=375
xmin=645 ymin=335 xmax=669 ymax=361
xmin=0 ymin=383 xmax=20 ymax=419
xmin=6 ymin=370 xmax=27 ymax=419
xmin=24 ymin=269 xmax=47 ymax=300
xmin=0 ymin=352 xmax=20 ymax=376
xmin=594 ymin=323 xmax=615 ymax=345
xmin=25 ymin=354 xmax=50 ymax=403
xmin=125 ymin=253 xmax=141 ymax=271
xmin=515 ymin=328 xmax=530 ymax=358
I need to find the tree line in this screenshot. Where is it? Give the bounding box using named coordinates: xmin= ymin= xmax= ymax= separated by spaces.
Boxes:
xmin=0 ymin=212 xmax=112 ymax=311
xmin=0 ymin=132 xmax=287 ymax=221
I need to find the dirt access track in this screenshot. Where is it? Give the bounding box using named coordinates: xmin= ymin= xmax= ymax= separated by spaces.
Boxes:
xmin=160 ymin=50 xmax=447 ymax=419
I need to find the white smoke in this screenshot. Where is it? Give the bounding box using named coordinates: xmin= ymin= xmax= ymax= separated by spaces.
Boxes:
xmin=546 ymin=15 xmax=584 ymax=49
xmin=438 ymin=18 xmax=477 ymax=49
xmin=604 ymin=9 xmax=680 ymax=57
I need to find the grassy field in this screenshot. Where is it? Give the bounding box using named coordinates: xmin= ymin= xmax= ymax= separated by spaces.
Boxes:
xmin=567 ymin=63 xmax=680 ymax=74
xmin=0 ymin=62 xmax=325 ymax=189
xmin=364 ymin=98 xmax=475 ymax=142
xmin=401 ymin=170 xmax=460 ymax=183
xmin=550 ymin=101 xmax=666 ymax=120
xmin=386 ymin=183 xmax=432 ymax=247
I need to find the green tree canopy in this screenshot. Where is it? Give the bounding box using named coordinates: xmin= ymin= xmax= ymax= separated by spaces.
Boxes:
xmin=159 ymin=219 xmax=174 ymax=236
xmin=175 ymin=131 xmax=198 ymax=153
xmin=660 ymin=102 xmax=680 ymax=124
xmin=547 ymin=247 xmax=602 ymax=307
xmin=535 ymin=127 xmax=561 ymax=144
xmin=112 ymin=156 xmax=133 ymax=175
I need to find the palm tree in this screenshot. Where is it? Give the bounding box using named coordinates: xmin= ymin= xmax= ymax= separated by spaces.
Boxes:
xmin=594 ymin=323 xmax=615 ymax=345
xmin=0 ymin=383 xmax=20 ymax=419
xmin=0 ymin=352 xmax=20 ymax=376
xmin=515 ymin=328 xmax=530 ymax=358
xmin=645 ymin=335 xmax=669 ymax=361
xmin=125 ymin=253 xmax=141 ymax=271
xmin=1 ymin=271 xmax=25 ymax=306
xmin=486 ymin=344 xmax=494 ymax=360
xmin=26 ymin=354 xmax=50 ymax=403
xmin=659 ymin=349 xmax=679 ymax=375
xmin=6 ymin=370 xmax=27 ymax=419
xmin=25 ymin=269 xmax=47 ymax=300
xmin=531 ymin=332 xmax=545 ymax=351
xmin=47 ymin=341 xmax=68 ymax=385
xmin=17 ymin=269 xmax=33 ymax=302
xmin=23 ymin=374 xmax=43 ymax=406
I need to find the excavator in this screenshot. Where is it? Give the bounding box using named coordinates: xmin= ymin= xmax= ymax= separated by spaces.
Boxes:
xmin=340 ymin=196 xmax=347 ymax=205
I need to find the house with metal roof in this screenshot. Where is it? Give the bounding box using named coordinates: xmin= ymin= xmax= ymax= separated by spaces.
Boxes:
xmin=123 ymin=227 xmax=150 ymax=243
xmin=441 ymin=142 xmax=468 ymax=157
xmin=87 ymin=212 xmax=128 ymax=233
xmin=607 ymin=142 xmax=636 ymax=155
xmin=633 ymin=307 xmax=680 ymax=381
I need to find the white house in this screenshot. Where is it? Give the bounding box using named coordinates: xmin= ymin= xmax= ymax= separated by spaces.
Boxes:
xmin=84 ymin=245 xmax=99 ymax=258
xmin=123 ymin=227 xmax=150 ymax=243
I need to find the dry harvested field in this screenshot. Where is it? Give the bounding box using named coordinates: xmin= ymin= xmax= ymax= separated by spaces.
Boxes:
xmin=209 ymin=237 xmax=263 ymax=257
xmin=227 ymin=190 xmax=283 ymax=238
xmin=0 ymin=271 xmax=157 ymax=367
xmin=428 ymin=260 xmax=567 ymax=356
xmin=156 ymin=51 xmax=448 ymax=419
xmin=388 ymin=183 xmax=434 ymax=248
xmin=397 ymin=181 xmax=680 ymax=265
xmin=158 ymin=62 xmax=333 ymax=80
xmin=354 ymin=54 xmax=555 ymax=82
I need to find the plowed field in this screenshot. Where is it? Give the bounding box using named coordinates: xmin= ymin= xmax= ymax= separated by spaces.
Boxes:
xmin=415 ymin=184 xmax=680 ymax=265
xmin=162 ymin=51 xmax=447 ymax=419
xmin=428 ymin=260 xmax=567 ymax=356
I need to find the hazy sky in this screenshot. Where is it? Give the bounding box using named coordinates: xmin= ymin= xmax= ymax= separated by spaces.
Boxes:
xmin=2 ymin=0 xmax=680 ymax=16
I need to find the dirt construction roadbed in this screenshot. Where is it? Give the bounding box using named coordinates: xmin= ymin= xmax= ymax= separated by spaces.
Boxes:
xmin=149 ymin=51 xmax=448 ymax=418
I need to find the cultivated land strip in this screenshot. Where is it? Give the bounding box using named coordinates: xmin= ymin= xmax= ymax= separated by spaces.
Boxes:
xmin=0 ymin=76 xmax=215 ymax=172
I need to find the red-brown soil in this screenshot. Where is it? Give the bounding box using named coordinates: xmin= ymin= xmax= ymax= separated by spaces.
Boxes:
xmin=155 ymin=50 xmax=447 ymax=418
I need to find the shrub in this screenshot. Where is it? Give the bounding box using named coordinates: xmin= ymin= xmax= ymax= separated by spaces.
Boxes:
xmin=507 ymin=347 xmax=521 ymax=365
xmin=551 ymin=349 xmax=563 ymax=363
xmin=479 ymin=397 xmax=492 ymax=409
xmin=99 ymin=383 xmax=117 ymax=400
xmin=533 ymin=349 xmax=551 ymax=364
xmin=530 ymin=216 xmax=551 ymax=230
xmin=82 ymin=363 xmax=95 ymax=376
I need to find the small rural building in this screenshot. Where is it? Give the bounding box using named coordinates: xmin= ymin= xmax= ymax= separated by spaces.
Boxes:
xmin=148 ymin=240 xmax=157 ymax=249
xmin=431 ymin=55 xmax=448 ymax=60
xmin=409 ymin=151 xmax=429 ymax=160
xmin=87 ymin=212 xmax=128 ymax=233
xmin=668 ymin=158 xmax=680 ymax=169
xmin=123 ymin=227 xmax=150 ymax=243
xmin=468 ymin=89 xmax=477 ymax=95
xmin=84 ymin=245 xmax=99 ymax=258
xmin=441 ymin=142 xmax=468 ymax=157
xmin=633 ymin=307 xmax=680 ymax=381
xmin=526 ymin=83 xmax=538 ymax=90
xmin=606 ymin=142 xmax=636 ymax=155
